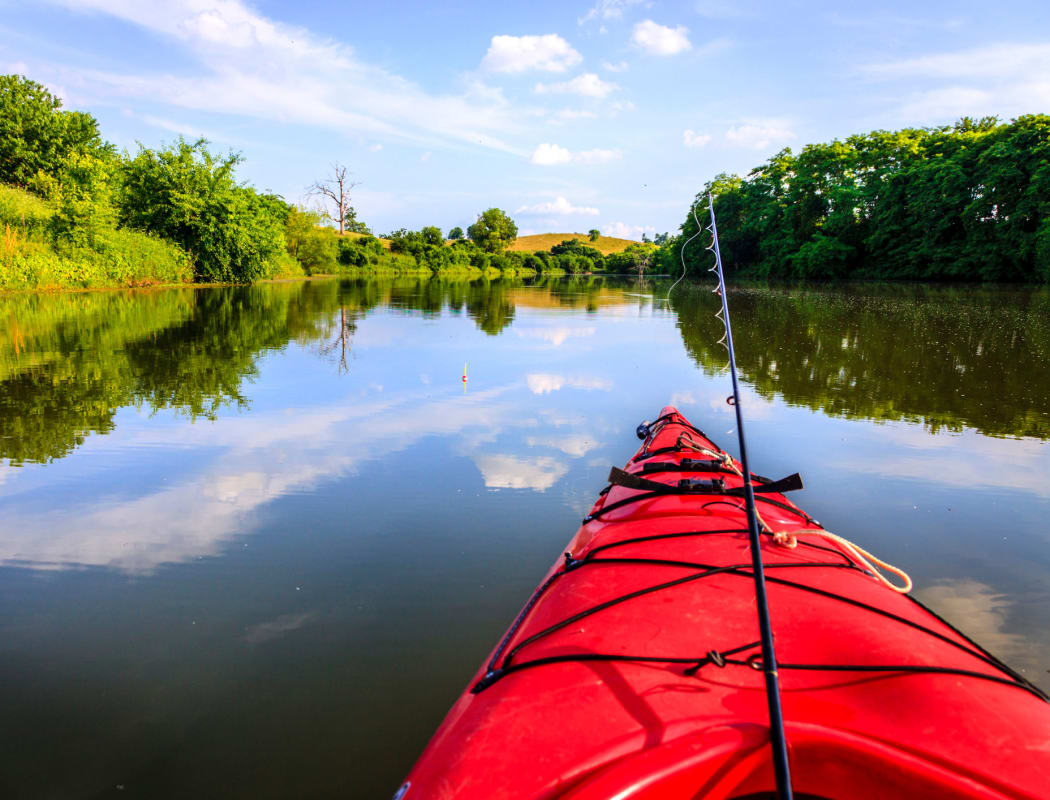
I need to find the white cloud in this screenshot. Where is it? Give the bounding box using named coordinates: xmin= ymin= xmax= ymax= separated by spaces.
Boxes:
xmin=531 ymin=142 xmax=572 ymax=165
xmin=603 ymin=221 xmax=656 ymax=239
xmin=631 ymin=20 xmax=692 ymax=55
xmin=515 ymin=326 xmax=597 ymax=347
xmin=526 ymin=373 xmax=612 ymax=394
xmin=683 ymin=129 xmax=711 ymax=148
xmin=516 ymin=196 xmax=600 ymax=216
xmin=368 ymin=143 xmax=383 ymax=152
xmin=535 ymin=72 xmax=618 ymax=99
xmin=530 ymin=143 xmax=622 ymax=165
xmin=725 ymin=121 xmax=795 ymax=149
xmin=579 ymin=0 xmax=645 ymax=25
xmin=526 ymin=434 xmax=600 ymax=458
xmin=474 ymin=454 xmax=568 ymax=491
xmin=602 ymin=60 xmax=629 ymax=72
xmin=481 ymin=33 xmax=583 ymax=73
xmin=420 ymin=151 xmax=432 ymax=162
xmin=37 ymin=0 xmax=529 ymax=156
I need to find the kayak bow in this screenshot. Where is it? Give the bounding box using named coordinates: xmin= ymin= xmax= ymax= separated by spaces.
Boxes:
xmin=398 ymin=407 xmax=1050 ymax=800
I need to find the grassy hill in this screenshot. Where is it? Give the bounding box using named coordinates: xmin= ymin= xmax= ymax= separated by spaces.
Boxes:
xmin=508 ymin=232 xmax=636 ymax=255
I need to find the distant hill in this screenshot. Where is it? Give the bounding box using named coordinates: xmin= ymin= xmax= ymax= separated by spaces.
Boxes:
xmin=508 ymin=232 xmax=637 ymax=255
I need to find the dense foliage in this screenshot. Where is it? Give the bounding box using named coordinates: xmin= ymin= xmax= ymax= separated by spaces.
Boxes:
xmin=674 ymin=116 xmax=1050 ymax=282
xmin=0 ymin=73 xmax=301 ymax=288
xmin=0 ymin=75 xmax=107 ymax=188
xmin=120 ymin=139 xmax=289 ymax=282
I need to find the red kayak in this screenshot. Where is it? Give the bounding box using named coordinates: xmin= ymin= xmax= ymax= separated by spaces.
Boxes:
xmin=398 ymin=407 xmax=1050 ymax=799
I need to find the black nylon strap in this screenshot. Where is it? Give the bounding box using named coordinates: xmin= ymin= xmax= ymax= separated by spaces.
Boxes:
xmin=609 ymin=467 xmax=801 ymax=497
xmin=608 ymin=467 xmax=726 ymax=494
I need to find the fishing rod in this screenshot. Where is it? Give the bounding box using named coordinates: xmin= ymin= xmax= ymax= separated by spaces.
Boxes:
xmin=705 ymin=192 xmax=794 ymax=799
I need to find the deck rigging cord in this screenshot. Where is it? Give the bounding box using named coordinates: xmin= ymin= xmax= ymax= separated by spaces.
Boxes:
xmin=703 ymin=192 xmax=795 ymax=800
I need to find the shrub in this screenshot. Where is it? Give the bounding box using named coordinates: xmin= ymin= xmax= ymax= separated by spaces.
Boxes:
xmin=119 ymin=138 xmax=286 ymax=282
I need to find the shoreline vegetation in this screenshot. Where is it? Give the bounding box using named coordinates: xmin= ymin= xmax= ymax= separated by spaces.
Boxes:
xmin=0 ymin=74 xmax=654 ymax=292
xmin=2 ymin=72 xmax=1048 ymax=292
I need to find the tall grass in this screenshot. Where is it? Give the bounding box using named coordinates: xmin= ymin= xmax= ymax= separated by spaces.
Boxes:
xmin=0 ymin=185 xmax=194 ymax=290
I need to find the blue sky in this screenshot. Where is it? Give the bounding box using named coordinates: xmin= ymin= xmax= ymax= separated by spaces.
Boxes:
xmin=3 ymin=0 xmax=1048 ymax=238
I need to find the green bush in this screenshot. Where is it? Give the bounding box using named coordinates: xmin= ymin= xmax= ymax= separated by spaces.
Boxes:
xmin=119 ymin=138 xmax=286 ymax=282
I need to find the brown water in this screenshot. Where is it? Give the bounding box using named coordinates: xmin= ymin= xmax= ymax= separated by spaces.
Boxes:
xmin=1 ymin=277 xmax=1047 ymax=798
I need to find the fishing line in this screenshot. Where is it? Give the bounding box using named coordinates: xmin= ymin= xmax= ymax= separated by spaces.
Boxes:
xmin=664 ymin=200 xmax=703 ymax=304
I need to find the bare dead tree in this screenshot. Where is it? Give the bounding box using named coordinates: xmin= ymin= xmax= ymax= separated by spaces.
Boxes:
xmin=306 ymin=163 xmax=359 ymax=235
xmin=319 ymin=307 xmax=357 ymax=374
xmin=636 ymin=249 xmax=652 ymax=280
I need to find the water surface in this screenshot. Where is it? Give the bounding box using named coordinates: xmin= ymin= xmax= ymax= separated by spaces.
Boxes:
xmin=1 ymin=277 xmax=1048 ymax=798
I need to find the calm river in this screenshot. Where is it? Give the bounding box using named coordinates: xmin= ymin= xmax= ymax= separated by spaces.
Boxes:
xmin=1 ymin=277 xmax=1048 ymax=798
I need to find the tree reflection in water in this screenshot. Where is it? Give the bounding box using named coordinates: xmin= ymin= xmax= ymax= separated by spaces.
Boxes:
xmin=1 ymin=278 xmax=1046 ymax=466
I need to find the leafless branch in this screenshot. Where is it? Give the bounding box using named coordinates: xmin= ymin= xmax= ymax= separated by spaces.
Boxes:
xmin=306 ymin=163 xmax=360 ymax=235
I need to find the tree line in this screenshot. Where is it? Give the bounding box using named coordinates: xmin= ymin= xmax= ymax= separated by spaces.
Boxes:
xmin=672 ymin=115 xmax=1050 ymax=282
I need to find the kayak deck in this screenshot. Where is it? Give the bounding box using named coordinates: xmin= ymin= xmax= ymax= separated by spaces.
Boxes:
xmin=401 ymin=407 xmax=1050 ymax=799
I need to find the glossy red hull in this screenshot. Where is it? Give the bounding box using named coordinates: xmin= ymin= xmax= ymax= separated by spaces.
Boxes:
xmin=399 ymin=407 xmax=1050 ymax=799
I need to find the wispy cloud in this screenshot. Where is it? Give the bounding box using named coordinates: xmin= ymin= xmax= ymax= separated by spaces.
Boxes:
xmin=516 ymin=196 xmax=599 ymax=216
xmin=862 ymin=42 xmax=1050 ymax=123
xmin=526 ymin=373 xmax=613 ymax=394
xmin=38 ymin=0 xmax=531 ymax=156
xmin=535 ymin=73 xmax=618 ymax=99
xmin=863 ymin=42 xmax=1050 ymax=80
xmin=243 ymin=612 xmax=316 ymax=644
xmin=548 ymin=109 xmax=598 ymax=125
xmin=603 ymin=221 xmax=656 ymax=239
xmin=695 ymin=0 xmax=755 ymax=18
xmin=530 ymin=143 xmax=622 ymax=165
xmin=579 ymin=0 xmax=646 ymax=25
xmin=724 ymin=119 xmax=795 ymax=149
xmin=682 ymin=129 xmax=711 ymax=148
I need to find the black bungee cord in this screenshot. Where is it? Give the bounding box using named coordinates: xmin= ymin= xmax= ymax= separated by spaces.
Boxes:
xmin=704 ymin=192 xmax=795 ymax=799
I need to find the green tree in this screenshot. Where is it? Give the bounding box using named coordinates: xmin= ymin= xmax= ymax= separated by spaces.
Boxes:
xmin=285 ymin=206 xmax=322 ymax=259
xmin=588 ymin=229 xmax=600 ymax=241
xmin=420 ymin=226 xmax=444 ymax=246
xmin=343 ymin=205 xmax=371 ymax=234
xmin=467 ymin=208 xmax=518 ymax=253
xmin=448 ymin=226 xmax=464 ymax=240
xmin=0 ymin=74 xmax=105 ymax=188
xmin=119 ymin=137 xmax=286 ymax=282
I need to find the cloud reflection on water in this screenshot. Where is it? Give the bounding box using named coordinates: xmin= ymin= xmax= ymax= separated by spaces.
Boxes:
xmin=0 ymin=384 xmax=525 ymax=573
